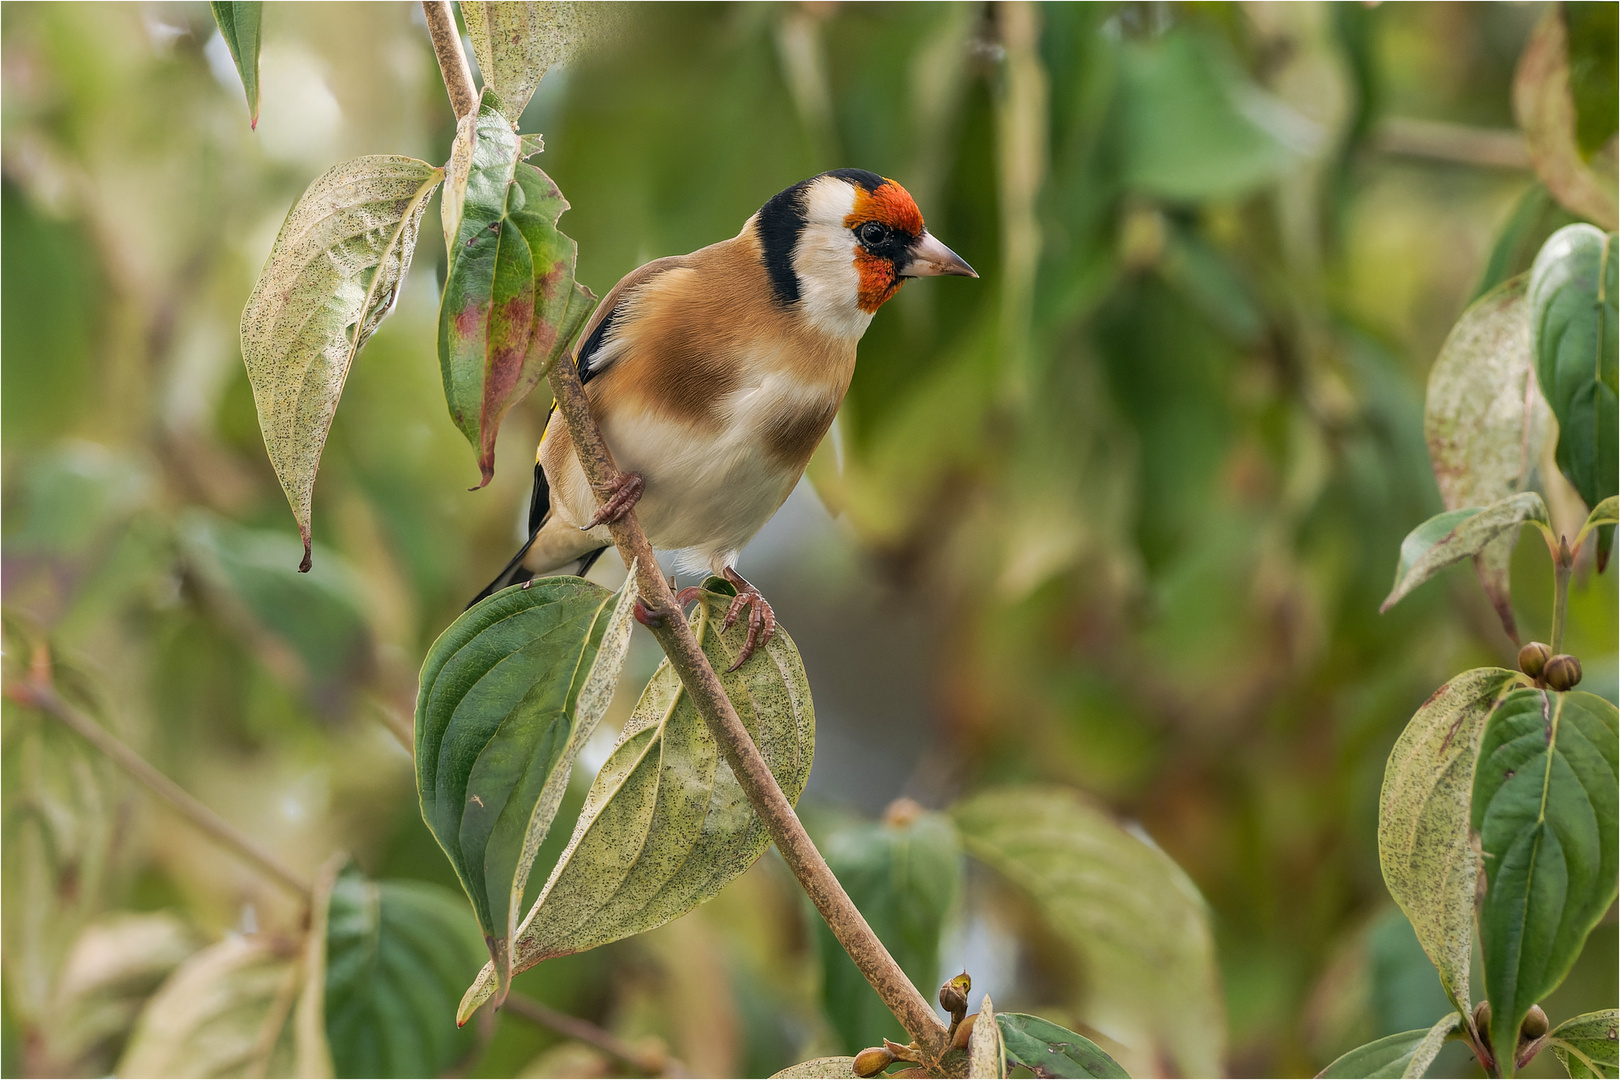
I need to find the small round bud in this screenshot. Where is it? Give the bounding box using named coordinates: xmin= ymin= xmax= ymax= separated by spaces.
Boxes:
xmin=1473 ymin=1001 xmax=1492 ymax=1035
xmin=951 ymin=1014 xmax=978 ymax=1050
xmin=1544 ymin=654 xmax=1583 ymax=691
xmin=854 ymin=1046 xmax=896 ymax=1077
xmin=1520 ymin=1004 xmax=1549 ymax=1041
xmin=1518 ymin=642 xmax=1552 ymax=679
xmin=940 ymin=972 xmax=971 ymax=1020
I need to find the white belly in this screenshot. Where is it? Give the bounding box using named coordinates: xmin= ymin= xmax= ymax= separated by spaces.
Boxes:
xmin=550 ymin=372 xmax=832 ymax=574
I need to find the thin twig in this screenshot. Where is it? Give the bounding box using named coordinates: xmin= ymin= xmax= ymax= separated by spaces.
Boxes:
xmin=422 ymin=18 xmax=948 ymax=1064
xmin=504 ymin=993 xmax=683 ymax=1077
xmin=11 ymin=681 xmax=314 ymax=902
xmin=422 ymin=0 xmax=479 ymax=120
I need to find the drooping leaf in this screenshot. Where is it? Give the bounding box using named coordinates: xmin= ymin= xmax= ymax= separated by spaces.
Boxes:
xmin=952 ymin=787 xmax=1223 ymax=1078
xmin=415 ymin=574 xmax=634 ymax=1002
xmin=995 ymin=1012 xmax=1129 ymax=1080
xmin=1115 ymin=29 xmax=1314 ymax=202
xmin=1315 ymin=1013 xmax=1459 ymax=1080
xmin=461 ymin=2 xmax=588 ymax=121
xmin=1549 ymin=1010 xmax=1619 ymax=1079
xmin=1377 ymin=667 xmax=1523 ymax=1013
xmin=968 ymin=996 xmax=1006 ymax=1079
xmin=241 ymin=156 xmax=442 ymax=571
xmin=769 ymin=1057 xmax=859 ymax=1079
xmin=323 ymin=868 xmax=487 ymax=1078
xmin=208 ymin=2 xmax=262 ymax=128
xmin=1576 ymin=496 xmax=1619 ymax=551
xmin=459 ymin=585 xmax=815 ymax=1022
xmin=1514 ymin=9 xmax=1619 ymax=231
xmin=1474 ymin=689 xmax=1620 ymax=1074
xmin=1528 ymin=224 xmax=1619 ymax=567
xmin=815 ymin=805 xmax=962 ymax=1052
xmin=1381 ymin=493 xmax=1552 ymax=613
xmin=1424 ymin=276 xmax=1555 ymax=639
xmin=437 ymin=89 xmax=595 ymax=488
xmin=116 ymin=935 xmax=305 ymax=1078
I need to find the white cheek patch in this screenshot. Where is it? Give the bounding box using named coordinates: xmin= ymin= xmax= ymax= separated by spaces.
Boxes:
xmin=793 ymin=224 xmax=872 ymax=340
xmin=801 ymin=175 xmax=858 ymax=227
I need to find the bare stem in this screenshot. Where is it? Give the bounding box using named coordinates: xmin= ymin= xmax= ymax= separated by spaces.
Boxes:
xmin=544 ymin=357 xmax=949 ymax=1062
xmin=1552 ymin=535 xmax=1573 ymax=654
xmin=13 ymin=681 xmax=314 ymax=901
xmin=421 ymin=16 xmax=947 ymax=1062
xmin=422 ymin=0 xmax=478 ymax=120
xmin=504 ymin=993 xmax=683 ymax=1077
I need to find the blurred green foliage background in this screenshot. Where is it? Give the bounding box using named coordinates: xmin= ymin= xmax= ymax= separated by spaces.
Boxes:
xmin=2 ymin=2 xmax=1615 ymax=1077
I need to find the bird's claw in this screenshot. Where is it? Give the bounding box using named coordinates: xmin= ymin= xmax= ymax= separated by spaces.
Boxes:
xmin=719 ymin=568 xmax=775 ymax=671
xmin=582 ymin=472 xmax=644 ymax=530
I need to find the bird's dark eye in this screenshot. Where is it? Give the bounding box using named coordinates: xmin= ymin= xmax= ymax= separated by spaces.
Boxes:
xmin=858 ymin=221 xmax=888 ymax=247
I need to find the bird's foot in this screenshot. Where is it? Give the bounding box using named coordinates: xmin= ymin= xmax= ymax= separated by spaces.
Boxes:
xmin=719 ymin=567 xmax=776 ymax=672
xmin=581 ymin=472 xmax=644 ymax=530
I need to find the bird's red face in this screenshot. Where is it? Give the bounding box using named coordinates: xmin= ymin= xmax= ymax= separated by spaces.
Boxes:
xmin=844 ymin=180 xmax=927 ymax=312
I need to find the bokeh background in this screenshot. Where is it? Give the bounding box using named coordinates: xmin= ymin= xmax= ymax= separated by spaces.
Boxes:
xmin=3 ymin=2 xmax=1616 ymax=1077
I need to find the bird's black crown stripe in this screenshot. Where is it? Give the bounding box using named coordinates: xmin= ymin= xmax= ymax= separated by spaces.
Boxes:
xmin=757 ymin=169 xmax=890 ymax=307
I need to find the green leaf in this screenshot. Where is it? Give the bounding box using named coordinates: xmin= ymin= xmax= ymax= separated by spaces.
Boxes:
xmin=178 ymin=511 xmax=371 ymax=703
xmin=769 ymin=1058 xmax=858 ymax=1079
xmin=1381 ymin=493 xmax=1552 ymax=613
xmin=1377 ymin=667 xmax=1523 ymax=1013
xmin=1315 ymin=1013 xmax=1460 ymax=1079
xmin=458 ymin=586 xmax=815 ymax=1022
xmin=1115 ymin=29 xmax=1313 ymax=202
xmin=969 ymin=995 xmax=1007 ymax=1079
xmin=815 ymin=806 xmax=961 ymax=1052
xmin=116 ymin=935 xmax=306 ymax=1077
xmin=1473 ymin=690 xmax=1620 ymax=1074
xmin=208 ymin=2 xmax=262 ymax=128
xmin=952 ymin=787 xmax=1223 ymax=1078
xmin=1576 ymin=496 xmax=1619 ymax=550
xmin=1514 ymin=10 xmax=1619 ymax=231
xmin=1424 ymin=276 xmax=1554 ymax=639
xmin=461 ymin=2 xmax=587 ymax=122
xmin=995 ymin=1012 xmax=1129 ymax=1079
xmin=240 ymin=156 xmax=442 ymax=571
xmin=323 ymin=868 xmax=487 ymax=1078
xmin=1549 ymin=1010 xmax=1619 ymax=1079
xmin=437 ymin=89 xmax=594 ymax=488
xmin=1529 ymin=225 xmax=1618 ymax=542
xmin=415 ymin=573 xmax=634 ymax=1003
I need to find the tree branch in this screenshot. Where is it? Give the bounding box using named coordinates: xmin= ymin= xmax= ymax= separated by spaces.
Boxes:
xmin=421 ymin=12 xmax=947 ymax=1062
xmin=543 ymin=357 xmax=949 ymax=1062
xmin=504 ymin=993 xmax=684 ymax=1077
xmin=11 ymin=680 xmax=314 ymax=902
xmin=422 ymin=0 xmax=478 ymax=120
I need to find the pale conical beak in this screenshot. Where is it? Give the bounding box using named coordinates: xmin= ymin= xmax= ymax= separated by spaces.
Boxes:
xmin=901 ymin=230 xmax=978 ymax=278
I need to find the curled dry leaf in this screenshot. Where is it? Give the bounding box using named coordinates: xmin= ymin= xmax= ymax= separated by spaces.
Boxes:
xmin=1514 ymin=8 xmax=1619 ymax=232
xmin=240 ymin=156 xmax=442 ymax=571
xmin=438 ymin=90 xmax=595 ymax=488
xmin=415 ymin=573 xmax=635 ymax=1004
xmin=1377 ymin=667 xmax=1521 ymax=1015
xmin=953 ymin=787 xmax=1223 ymax=1078
xmin=1474 ymin=690 xmax=1619 ymax=1070
xmin=458 ymin=586 xmax=814 ymax=1023
xmin=967 ymin=995 xmax=1006 ymax=1079
xmin=1424 ymin=276 xmax=1554 ymax=640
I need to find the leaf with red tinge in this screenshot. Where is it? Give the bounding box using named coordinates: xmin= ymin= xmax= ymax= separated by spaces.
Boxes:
xmin=1514 ymin=8 xmax=1619 ymax=232
xmin=240 ymin=156 xmax=441 ymax=571
xmin=438 ymin=90 xmax=594 ymax=489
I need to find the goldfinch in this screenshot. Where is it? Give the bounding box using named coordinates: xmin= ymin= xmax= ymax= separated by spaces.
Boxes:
xmin=475 ymin=169 xmax=976 ymax=666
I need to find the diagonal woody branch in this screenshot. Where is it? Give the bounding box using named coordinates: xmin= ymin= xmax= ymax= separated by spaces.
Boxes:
xmin=421 ymin=1 xmax=948 ymax=1062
